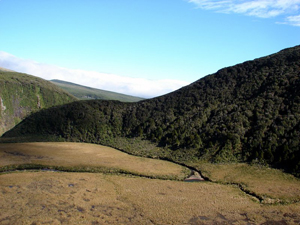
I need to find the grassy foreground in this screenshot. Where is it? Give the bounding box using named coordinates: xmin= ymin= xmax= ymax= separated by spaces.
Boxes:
xmin=0 ymin=142 xmax=189 ymax=180
xmin=1 ymin=172 xmax=300 ymax=224
xmin=1 ymin=142 xmax=300 ymax=224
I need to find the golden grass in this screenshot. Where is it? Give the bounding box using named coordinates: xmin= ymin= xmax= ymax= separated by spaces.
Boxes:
xmin=195 ymin=162 xmax=300 ymax=203
xmin=0 ymin=142 xmax=189 ymax=180
xmin=0 ymin=172 xmax=300 ymax=225
xmin=1 ymin=142 xmax=300 ymax=224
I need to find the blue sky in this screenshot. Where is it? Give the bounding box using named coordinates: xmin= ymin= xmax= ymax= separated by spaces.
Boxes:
xmin=0 ymin=0 xmax=300 ymax=98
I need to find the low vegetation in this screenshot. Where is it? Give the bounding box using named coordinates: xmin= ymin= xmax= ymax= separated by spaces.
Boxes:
xmin=1 ymin=142 xmax=300 ymax=204
xmin=1 ymin=142 xmax=300 ymax=224
xmin=1 ymin=172 xmax=300 ymax=224
xmin=193 ymin=162 xmax=300 ymax=204
xmin=0 ymin=142 xmax=189 ymax=180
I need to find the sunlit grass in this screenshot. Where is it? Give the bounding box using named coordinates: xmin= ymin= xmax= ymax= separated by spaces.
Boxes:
xmin=0 ymin=142 xmax=190 ymax=180
xmin=193 ymin=162 xmax=300 ymax=203
xmin=1 ymin=142 xmax=300 ymax=224
xmin=1 ymin=172 xmax=300 ymax=224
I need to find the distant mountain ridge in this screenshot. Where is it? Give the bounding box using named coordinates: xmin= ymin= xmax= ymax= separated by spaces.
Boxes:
xmin=50 ymin=79 xmax=144 ymax=102
xmin=0 ymin=67 xmax=14 ymax=72
xmin=2 ymin=45 xmax=300 ymax=176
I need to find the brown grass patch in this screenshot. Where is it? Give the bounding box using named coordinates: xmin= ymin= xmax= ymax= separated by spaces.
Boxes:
xmin=1 ymin=142 xmax=300 ymax=224
xmin=0 ymin=142 xmax=189 ymax=180
xmin=195 ymin=162 xmax=300 ymax=203
xmin=0 ymin=172 xmax=300 ymax=224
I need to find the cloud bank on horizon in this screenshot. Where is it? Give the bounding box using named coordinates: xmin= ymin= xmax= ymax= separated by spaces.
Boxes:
xmin=188 ymin=0 xmax=300 ymax=26
xmin=0 ymin=51 xmax=189 ymax=98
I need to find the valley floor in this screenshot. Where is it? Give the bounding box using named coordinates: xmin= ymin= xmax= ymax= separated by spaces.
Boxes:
xmin=1 ymin=172 xmax=300 ymax=225
xmin=0 ymin=142 xmax=300 ymax=224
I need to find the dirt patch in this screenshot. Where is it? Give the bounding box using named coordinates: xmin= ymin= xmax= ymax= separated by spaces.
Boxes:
xmin=184 ymin=170 xmax=205 ymax=182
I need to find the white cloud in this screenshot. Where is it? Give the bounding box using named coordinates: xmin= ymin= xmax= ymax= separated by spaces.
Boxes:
xmin=286 ymin=14 xmax=300 ymax=26
xmin=0 ymin=51 xmax=189 ymax=98
xmin=188 ymin=0 xmax=300 ymax=25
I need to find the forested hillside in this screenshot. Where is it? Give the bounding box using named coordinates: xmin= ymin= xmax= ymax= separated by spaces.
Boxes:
xmin=0 ymin=71 xmax=77 ymax=135
xmin=3 ymin=46 xmax=300 ymax=176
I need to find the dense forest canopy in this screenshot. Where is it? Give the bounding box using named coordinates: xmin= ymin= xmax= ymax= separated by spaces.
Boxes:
xmin=2 ymin=45 xmax=300 ymax=176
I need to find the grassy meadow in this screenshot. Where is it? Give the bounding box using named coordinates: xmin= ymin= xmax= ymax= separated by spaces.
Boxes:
xmin=0 ymin=142 xmax=300 ymax=224
xmin=0 ymin=142 xmax=189 ymax=180
xmin=194 ymin=162 xmax=300 ymax=204
xmin=1 ymin=172 xmax=300 ymax=224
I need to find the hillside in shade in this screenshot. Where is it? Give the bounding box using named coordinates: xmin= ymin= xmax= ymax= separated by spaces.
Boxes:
xmin=50 ymin=79 xmax=144 ymax=102
xmin=2 ymin=45 xmax=300 ymax=176
xmin=0 ymin=70 xmax=77 ymax=135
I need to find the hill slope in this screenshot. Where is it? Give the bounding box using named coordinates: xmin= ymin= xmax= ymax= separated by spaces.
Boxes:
xmin=0 ymin=70 xmax=77 ymax=135
xmin=0 ymin=66 xmax=14 ymax=72
xmin=50 ymin=79 xmax=144 ymax=102
xmin=2 ymin=45 xmax=300 ymax=176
